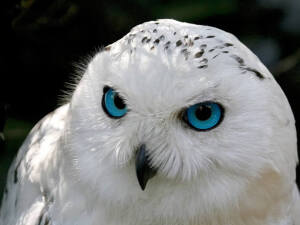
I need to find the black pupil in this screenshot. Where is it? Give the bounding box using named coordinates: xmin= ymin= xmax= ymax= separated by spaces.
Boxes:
xmin=195 ymin=105 xmax=212 ymax=121
xmin=114 ymin=93 xmax=125 ymax=109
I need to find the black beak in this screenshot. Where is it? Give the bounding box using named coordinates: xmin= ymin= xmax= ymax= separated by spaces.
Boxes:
xmin=135 ymin=144 xmax=157 ymax=190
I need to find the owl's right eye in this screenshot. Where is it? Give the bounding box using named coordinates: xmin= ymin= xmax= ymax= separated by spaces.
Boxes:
xmin=102 ymin=86 xmax=128 ymax=118
xmin=183 ymin=102 xmax=224 ymax=131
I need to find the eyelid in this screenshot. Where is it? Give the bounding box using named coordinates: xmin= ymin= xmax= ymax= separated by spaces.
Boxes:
xmin=181 ymin=102 xmax=224 ymax=131
xmin=102 ymin=86 xmax=128 ymax=119
xmin=103 ymin=85 xmax=128 ymax=103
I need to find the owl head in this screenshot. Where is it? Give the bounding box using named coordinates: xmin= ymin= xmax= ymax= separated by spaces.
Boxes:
xmin=65 ymin=19 xmax=297 ymax=223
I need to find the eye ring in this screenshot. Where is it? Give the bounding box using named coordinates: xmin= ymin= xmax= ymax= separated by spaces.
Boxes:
xmin=102 ymin=86 xmax=128 ymax=118
xmin=183 ymin=102 xmax=224 ymax=131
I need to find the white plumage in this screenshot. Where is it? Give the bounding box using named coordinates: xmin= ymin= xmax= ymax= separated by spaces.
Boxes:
xmin=0 ymin=19 xmax=299 ymax=225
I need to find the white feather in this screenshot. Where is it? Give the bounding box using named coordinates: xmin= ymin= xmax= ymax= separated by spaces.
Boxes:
xmin=0 ymin=19 xmax=299 ymax=225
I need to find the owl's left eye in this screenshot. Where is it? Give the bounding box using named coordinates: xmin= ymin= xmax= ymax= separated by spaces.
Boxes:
xmin=183 ymin=102 xmax=223 ymax=131
xmin=102 ymin=86 xmax=128 ymax=118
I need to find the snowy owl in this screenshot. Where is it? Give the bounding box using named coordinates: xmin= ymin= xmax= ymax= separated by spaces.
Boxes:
xmin=0 ymin=19 xmax=299 ymax=225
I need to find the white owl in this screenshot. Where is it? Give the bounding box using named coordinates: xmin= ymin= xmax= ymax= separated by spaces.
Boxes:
xmin=0 ymin=19 xmax=299 ymax=225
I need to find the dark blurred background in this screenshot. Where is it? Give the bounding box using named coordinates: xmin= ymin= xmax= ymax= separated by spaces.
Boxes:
xmin=0 ymin=0 xmax=299 ymax=200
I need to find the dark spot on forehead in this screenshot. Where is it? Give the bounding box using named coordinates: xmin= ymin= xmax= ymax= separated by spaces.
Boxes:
xmin=141 ymin=37 xmax=147 ymax=43
xmin=176 ymin=40 xmax=183 ymax=47
xmin=194 ymin=49 xmax=204 ymax=58
xmin=200 ymin=58 xmax=208 ymax=63
xmin=224 ymin=43 xmax=234 ymax=47
xmin=181 ymin=48 xmax=190 ymax=60
xmin=231 ymin=55 xmax=245 ymax=66
xmin=164 ymin=41 xmax=171 ymax=50
xmin=181 ymin=49 xmax=188 ymax=53
xmin=243 ymin=67 xmax=265 ymax=79
xmin=212 ymin=53 xmax=220 ymax=59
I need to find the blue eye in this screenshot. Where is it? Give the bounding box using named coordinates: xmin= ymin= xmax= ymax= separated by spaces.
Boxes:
xmin=184 ymin=102 xmax=223 ymax=131
xmin=102 ymin=87 xmax=128 ymax=118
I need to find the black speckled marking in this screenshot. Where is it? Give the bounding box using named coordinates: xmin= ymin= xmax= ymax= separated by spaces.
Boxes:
xmin=181 ymin=49 xmax=190 ymax=60
xmin=155 ymin=22 xmax=159 ymax=25
xmin=164 ymin=41 xmax=171 ymax=50
xmin=159 ymin=35 xmax=165 ymax=41
xmin=153 ymin=29 xmax=157 ymax=33
xmin=37 ymin=191 xmax=53 ymax=225
xmin=184 ymin=35 xmax=188 ymax=38
xmin=200 ymin=44 xmax=207 ymax=49
xmin=208 ymin=48 xmax=215 ymax=52
xmin=176 ymin=40 xmax=182 ymax=47
xmin=206 ymin=35 xmax=215 ymax=38
xmin=173 ymin=32 xmax=177 ymax=35
xmin=194 ymin=49 xmax=204 ymax=58
xmin=141 ymin=37 xmax=147 ymax=43
xmin=37 ymin=213 xmax=44 ymax=225
xmin=154 ymin=39 xmax=160 ymax=44
xmin=181 ymin=48 xmax=188 ymax=53
xmin=244 ymin=67 xmax=265 ymax=79
xmin=146 ymin=38 xmax=151 ymax=43
xmin=194 ymin=36 xmax=202 ymax=40
xmin=198 ymin=65 xmax=208 ymax=69
xmin=150 ymin=46 xmax=154 ymax=50
xmin=200 ymin=58 xmax=208 ymax=63
xmin=231 ymin=55 xmax=245 ymax=66
xmin=37 ymin=212 xmax=49 ymax=225
xmin=44 ymin=217 xmax=51 ymax=225
xmin=224 ymin=43 xmax=234 ymax=47
xmin=212 ymin=53 xmax=220 ymax=59
xmin=222 ymin=51 xmax=229 ymax=53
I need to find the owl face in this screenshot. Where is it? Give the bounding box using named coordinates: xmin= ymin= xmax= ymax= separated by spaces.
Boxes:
xmin=67 ymin=20 xmax=297 ymax=221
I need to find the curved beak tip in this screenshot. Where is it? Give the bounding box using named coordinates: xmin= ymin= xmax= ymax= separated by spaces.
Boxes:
xmin=135 ymin=144 xmax=156 ymax=191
